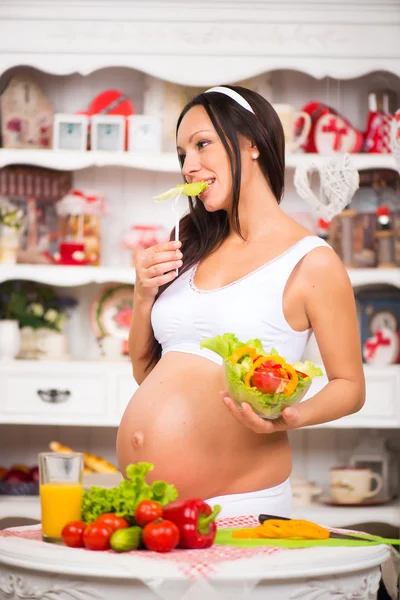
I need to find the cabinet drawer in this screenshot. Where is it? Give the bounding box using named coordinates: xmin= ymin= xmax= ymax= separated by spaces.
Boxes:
xmin=358 ymin=369 xmax=399 ymax=418
xmin=335 ymin=367 xmax=400 ymax=427
xmin=3 ymin=372 xmax=107 ymax=416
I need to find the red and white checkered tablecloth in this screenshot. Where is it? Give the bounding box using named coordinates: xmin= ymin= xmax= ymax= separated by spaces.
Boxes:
xmin=0 ymin=515 xmax=283 ymax=581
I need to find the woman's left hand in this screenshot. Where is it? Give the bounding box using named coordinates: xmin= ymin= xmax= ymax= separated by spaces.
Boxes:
xmin=220 ymin=392 xmax=301 ymax=433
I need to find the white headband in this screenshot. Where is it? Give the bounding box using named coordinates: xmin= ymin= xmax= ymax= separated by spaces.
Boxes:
xmin=204 ymin=86 xmax=255 ymax=115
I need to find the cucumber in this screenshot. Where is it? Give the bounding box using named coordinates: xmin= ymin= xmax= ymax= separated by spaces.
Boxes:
xmin=110 ymin=526 xmax=142 ymax=552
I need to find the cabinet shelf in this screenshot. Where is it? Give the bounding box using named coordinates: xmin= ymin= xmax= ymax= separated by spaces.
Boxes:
xmin=1 ymin=264 xmax=400 ymax=289
xmin=0 ymin=264 xmax=136 ymax=286
xmin=0 ymin=149 xmax=397 ymax=174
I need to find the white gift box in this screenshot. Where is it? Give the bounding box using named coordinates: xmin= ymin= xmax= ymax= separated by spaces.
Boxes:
xmin=90 ymin=115 xmax=125 ymax=152
xmin=53 ymin=114 xmax=88 ymax=151
xmin=127 ymin=115 xmax=161 ymax=153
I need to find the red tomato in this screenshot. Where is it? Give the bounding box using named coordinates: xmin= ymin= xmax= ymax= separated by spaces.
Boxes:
xmin=83 ymin=523 xmax=113 ymax=551
xmin=142 ymin=519 xmax=180 ymax=553
xmin=260 ymin=360 xmax=281 ymax=369
xmin=61 ymin=521 xmax=87 ymax=548
xmin=135 ymin=500 xmax=163 ymax=527
xmin=95 ymin=513 xmax=129 ymax=532
xmin=252 ymin=368 xmax=287 ymax=394
xmin=295 ymin=370 xmax=308 ymax=378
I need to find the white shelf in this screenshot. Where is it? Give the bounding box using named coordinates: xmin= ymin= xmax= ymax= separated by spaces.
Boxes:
xmin=1 ymin=496 xmax=399 ymax=528
xmin=347 ymin=268 xmax=400 ymax=289
xmin=284 ymin=153 xmax=397 ymax=172
xmin=0 ymin=149 xmax=397 ymax=174
xmin=0 ymin=265 xmax=136 ymax=286
xmin=2 ymin=264 xmax=400 ymax=289
xmin=0 ymin=496 xmax=40 ymax=521
xmin=292 ymin=499 xmax=400 ymax=529
xmin=0 ymin=149 xmax=181 ymax=173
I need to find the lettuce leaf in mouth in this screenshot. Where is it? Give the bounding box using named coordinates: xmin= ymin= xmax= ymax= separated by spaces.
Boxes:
xmin=153 ymin=181 xmax=209 ymax=202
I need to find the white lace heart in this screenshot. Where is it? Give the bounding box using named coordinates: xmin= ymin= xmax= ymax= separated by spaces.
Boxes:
xmin=294 ymin=153 xmax=360 ymax=221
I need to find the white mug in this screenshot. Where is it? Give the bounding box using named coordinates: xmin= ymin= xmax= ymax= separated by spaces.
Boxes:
xmin=291 ymin=481 xmax=323 ymax=507
xmin=272 ymin=104 xmax=311 ymax=153
xmin=329 ymin=467 xmax=383 ymax=504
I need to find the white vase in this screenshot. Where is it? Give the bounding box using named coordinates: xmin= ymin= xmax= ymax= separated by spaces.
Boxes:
xmin=0 ymin=224 xmax=20 ymax=264
xmin=0 ymin=320 xmax=21 ymax=360
xmin=36 ymin=328 xmax=70 ymax=360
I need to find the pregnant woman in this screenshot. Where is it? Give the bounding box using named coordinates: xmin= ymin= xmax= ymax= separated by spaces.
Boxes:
xmin=117 ymin=85 xmax=365 ymax=518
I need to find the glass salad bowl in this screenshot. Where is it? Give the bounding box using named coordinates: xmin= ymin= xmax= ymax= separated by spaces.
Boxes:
xmin=223 ymin=360 xmax=312 ymax=420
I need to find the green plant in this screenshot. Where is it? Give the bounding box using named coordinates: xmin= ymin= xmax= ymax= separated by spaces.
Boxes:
xmin=0 ymin=281 xmax=77 ymax=331
xmin=0 ymin=201 xmax=24 ymax=230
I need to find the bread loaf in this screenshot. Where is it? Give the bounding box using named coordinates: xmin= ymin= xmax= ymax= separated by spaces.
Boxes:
xmin=49 ymin=441 xmax=119 ymax=473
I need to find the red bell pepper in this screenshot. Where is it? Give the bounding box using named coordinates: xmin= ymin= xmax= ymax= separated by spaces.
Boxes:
xmin=163 ymin=498 xmax=221 ymax=549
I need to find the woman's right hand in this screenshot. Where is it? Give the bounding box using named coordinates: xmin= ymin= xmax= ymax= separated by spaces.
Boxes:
xmin=134 ymin=240 xmax=183 ymax=303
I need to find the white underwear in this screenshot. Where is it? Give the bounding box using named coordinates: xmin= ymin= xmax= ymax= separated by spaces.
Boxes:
xmin=205 ymin=478 xmax=292 ymax=519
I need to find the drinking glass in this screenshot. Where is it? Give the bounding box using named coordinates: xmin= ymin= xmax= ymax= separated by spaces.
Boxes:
xmin=39 ymin=452 xmax=84 ymax=543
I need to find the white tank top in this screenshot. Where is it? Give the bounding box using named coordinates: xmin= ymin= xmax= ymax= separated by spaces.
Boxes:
xmin=151 ymin=236 xmax=331 ymax=365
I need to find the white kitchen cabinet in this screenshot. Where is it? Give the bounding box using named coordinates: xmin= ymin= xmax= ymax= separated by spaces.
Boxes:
xmin=0 ymin=361 xmax=137 ymax=426
xmin=0 ymin=0 xmax=399 ymax=526
xmin=309 ymin=366 xmax=400 ymax=429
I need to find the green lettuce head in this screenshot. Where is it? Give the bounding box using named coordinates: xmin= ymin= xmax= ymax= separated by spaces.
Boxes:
xmin=201 ymin=333 xmax=323 ymax=420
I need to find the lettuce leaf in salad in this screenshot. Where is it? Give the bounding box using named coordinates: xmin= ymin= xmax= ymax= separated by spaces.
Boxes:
xmin=153 ymin=181 xmax=209 ymax=202
xmin=200 ymin=333 xmax=243 ymax=360
xmin=292 ymin=360 xmax=323 ymax=378
xmin=200 ymin=333 xmax=279 ymax=361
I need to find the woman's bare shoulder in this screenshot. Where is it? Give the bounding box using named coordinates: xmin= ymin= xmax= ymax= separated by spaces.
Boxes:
xmin=299 ymin=243 xmax=351 ymax=290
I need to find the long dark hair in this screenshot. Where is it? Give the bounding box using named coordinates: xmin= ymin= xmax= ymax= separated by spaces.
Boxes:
xmin=144 ymin=85 xmax=285 ymax=371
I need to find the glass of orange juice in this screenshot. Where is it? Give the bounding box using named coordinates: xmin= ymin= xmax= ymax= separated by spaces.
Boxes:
xmin=39 ymin=452 xmax=84 ymax=544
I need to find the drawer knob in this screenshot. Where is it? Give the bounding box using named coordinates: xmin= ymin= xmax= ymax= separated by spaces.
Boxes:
xmin=37 ymin=389 xmax=71 ymax=403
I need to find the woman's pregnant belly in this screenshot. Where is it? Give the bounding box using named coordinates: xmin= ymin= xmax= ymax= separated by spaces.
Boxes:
xmin=116 ymin=352 xmax=292 ymax=499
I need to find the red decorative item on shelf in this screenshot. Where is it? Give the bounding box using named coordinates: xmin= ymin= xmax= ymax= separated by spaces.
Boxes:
xmin=363 ymin=93 xmax=393 ymax=154
xmin=295 ymin=102 xmax=364 ymax=154
xmin=55 ymin=189 xmax=107 ymax=265
xmin=363 ymin=327 xmax=400 ymax=366
xmin=377 ymin=205 xmax=390 ymax=224
xmin=87 ymin=90 xmax=135 ymax=150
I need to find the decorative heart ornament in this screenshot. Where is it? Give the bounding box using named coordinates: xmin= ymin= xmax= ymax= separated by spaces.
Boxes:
xmin=390 ymin=109 xmax=400 ymax=175
xmin=294 ymin=153 xmax=359 ymax=221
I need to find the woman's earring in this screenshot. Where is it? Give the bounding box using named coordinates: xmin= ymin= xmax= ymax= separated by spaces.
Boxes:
xmin=252 ymin=153 xmax=259 ymax=159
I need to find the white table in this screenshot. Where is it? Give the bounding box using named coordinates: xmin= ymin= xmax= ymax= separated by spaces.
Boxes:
xmin=0 ymin=525 xmax=393 ymax=600
xmin=2 ymin=496 xmax=400 ymax=529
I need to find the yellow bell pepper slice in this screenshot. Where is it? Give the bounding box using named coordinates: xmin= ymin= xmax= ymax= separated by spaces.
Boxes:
xmin=256 ymin=519 xmax=330 ymax=540
xmin=229 ymin=346 xmax=258 ymax=364
xmin=281 ymin=363 xmax=298 ymax=397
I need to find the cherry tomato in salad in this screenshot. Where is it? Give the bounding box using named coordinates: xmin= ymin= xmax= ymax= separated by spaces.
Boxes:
xmin=135 ymin=500 xmax=163 ymax=527
xmin=61 ymin=521 xmax=87 ymax=548
xmin=83 ymin=522 xmax=113 ymax=551
xmin=94 ymin=513 xmax=130 ymax=532
xmin=142 ymin=519 xmax=180 ymax=553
